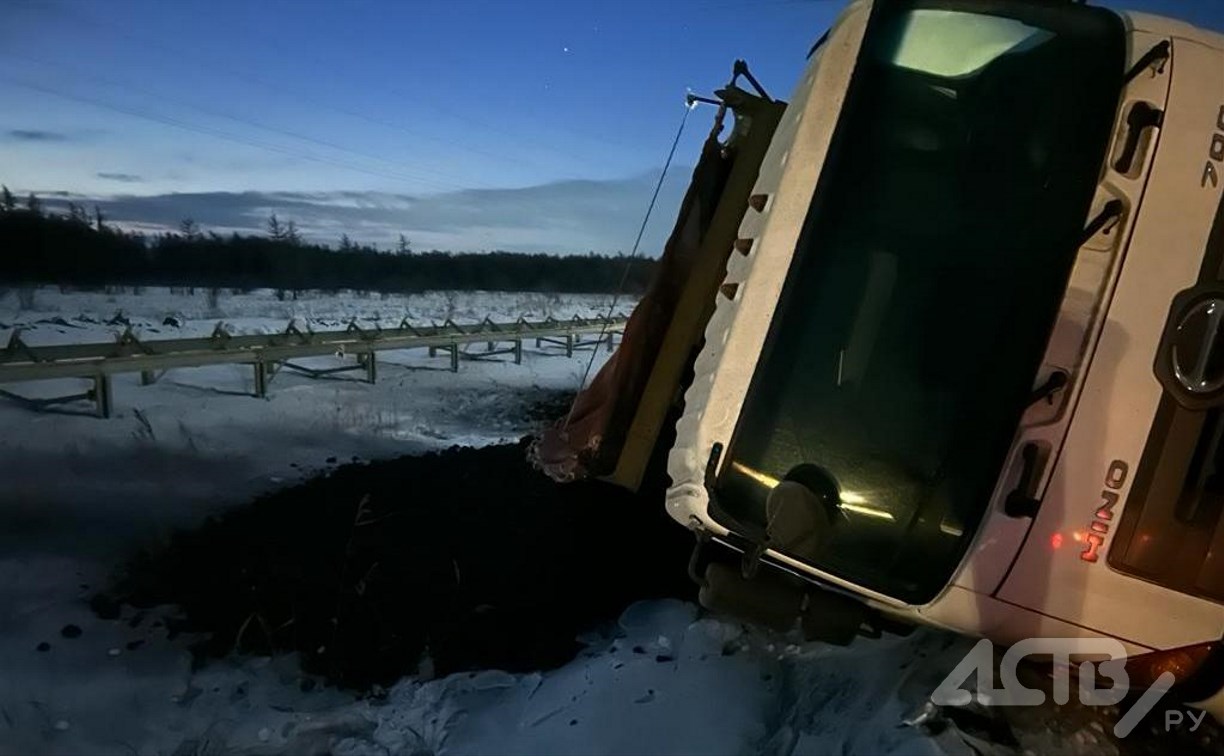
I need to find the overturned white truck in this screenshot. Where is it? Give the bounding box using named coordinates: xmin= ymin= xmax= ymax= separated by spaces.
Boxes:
xmin=540 ymin=0 xmax=1224 ymax=716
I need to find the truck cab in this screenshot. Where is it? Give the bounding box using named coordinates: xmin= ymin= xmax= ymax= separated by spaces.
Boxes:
xmin=664 ymin=0 xmax=1224 ymax=711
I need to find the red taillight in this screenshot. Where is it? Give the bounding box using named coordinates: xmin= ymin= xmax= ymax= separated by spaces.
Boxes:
xmin=1124 ymin=642 xmax=1217 ymax=689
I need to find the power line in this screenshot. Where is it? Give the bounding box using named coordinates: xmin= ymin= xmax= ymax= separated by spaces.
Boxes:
xmin=250 ymin=36 xmax=648 ymax=158
xmin=566 ymin=101 xmax=694 ymax=427
xmin=5 ymin=52 xmax=482 ymax=192
xmin=0 ymin=75 xmax=476 ymax=192
xmin=152 ymin=4 xmax=649 ymax=161
xmin=70 ymin=10 xmax=571 ymax=180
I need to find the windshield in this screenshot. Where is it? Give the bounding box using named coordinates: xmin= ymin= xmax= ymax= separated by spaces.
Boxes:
xmin=713 ymin=0 xmax=1124 ymax=604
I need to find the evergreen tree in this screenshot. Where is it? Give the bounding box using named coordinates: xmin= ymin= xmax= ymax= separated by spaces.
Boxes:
xmin=93 ymin=205 xmax=105 ymax=231
xmin=267 ymin=212 xmax=285 ymax=240
xmin=397 ymin=234 xmax=412 ymax=254
xmin=67 ymin=202 xmax=90 ymax=225
xmin=26 ymin=193 xmax=42 ymax=216
xmin=0 ymin=186 xmax=658 ymax=295
xmin=1 ymin=185 xmax=14 ymax=212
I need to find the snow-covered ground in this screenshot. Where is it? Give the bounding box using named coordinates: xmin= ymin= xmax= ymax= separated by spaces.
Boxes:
xmin=0 ymin=287 xmax=627 ymax=554
xmin=0 ymin=286 xmax=1115 ymax=755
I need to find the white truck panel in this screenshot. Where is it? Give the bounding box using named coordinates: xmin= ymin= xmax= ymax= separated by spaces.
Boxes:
xmin=997 ymin=38 xmax=1224 ymax=650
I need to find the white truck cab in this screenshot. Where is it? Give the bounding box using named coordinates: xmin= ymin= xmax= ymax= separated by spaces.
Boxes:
xmin=665 ymin=0 xmax=1224 ymax=712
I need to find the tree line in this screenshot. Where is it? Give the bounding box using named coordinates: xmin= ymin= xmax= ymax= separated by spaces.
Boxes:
xmin=0 ymin=187 xmax=657 ymax=295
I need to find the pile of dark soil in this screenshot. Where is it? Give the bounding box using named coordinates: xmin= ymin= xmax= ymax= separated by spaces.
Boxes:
xmin=113 ymin=439 xmax=696 ymax=689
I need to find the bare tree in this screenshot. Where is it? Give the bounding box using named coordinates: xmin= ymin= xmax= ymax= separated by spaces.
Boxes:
xmin=1 ymin=185 xmax=14 ymax=212
xmin=179 ymin=218 xmax=201 ymax=240
xmin=26 ymin=192 xmax=42 ymax=216
xmin=267 ymin=212 xmax=285 ymax=240
xmin=67 ymin=202 xmax=89 ymax=225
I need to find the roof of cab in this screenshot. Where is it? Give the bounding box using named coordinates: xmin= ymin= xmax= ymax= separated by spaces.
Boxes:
xmin=1119 ymin=10 xmax=1224 ymax=50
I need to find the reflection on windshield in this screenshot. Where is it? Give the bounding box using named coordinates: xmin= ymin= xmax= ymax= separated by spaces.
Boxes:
xmin=887 ymin=10 xmax=1053 ymax=78
xmin=713 ymin=1 xmax=1124 ymax=604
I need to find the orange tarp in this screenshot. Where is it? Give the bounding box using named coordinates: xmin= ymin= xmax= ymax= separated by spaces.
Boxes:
xmin=533 ymin=134 xmax=735 ymax=482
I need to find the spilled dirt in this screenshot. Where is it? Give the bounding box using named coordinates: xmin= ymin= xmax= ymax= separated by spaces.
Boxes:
xmin=112 ymin=439 xmax=695 ymax=689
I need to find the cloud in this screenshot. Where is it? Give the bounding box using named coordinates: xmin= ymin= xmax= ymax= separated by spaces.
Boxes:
xmin=6 ymin=129 xmax=72 ymax=142
xmin=95 ymin=172 xmax=144 ymax=183
xmin=37 ymin=170 xmax=692 ymax=255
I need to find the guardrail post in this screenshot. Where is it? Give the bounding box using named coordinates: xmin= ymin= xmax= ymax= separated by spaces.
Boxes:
xmin=364 ymin=352 xmax=377 ymax=384
xmin=254 ymin=361 xmax=268 ymax=398
xmin=94 ymin=373 xmax=112 ymax=418
xmin=0 ymin=316 xmax=630 ymax=409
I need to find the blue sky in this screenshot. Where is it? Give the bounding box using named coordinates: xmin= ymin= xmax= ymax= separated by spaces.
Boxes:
xmin=3 ymin=0 xmax=1224 ymax=252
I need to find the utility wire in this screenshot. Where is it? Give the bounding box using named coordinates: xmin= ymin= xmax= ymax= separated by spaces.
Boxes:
xmin=69 ymin=11 xmax=560 ymax=179
xmin=5 ymin=53 xmax=477 ymax=192
xmin=564 ymin=100 xmax=694 ymax=428
xmin=0 ymin=75 xmax=473 ymax=191
xmin=191 ymin=26 xmax=638 ymax=171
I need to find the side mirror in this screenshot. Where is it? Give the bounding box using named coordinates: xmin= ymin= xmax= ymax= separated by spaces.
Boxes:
xmin=764 ymin=466 xmax=840 ymax=561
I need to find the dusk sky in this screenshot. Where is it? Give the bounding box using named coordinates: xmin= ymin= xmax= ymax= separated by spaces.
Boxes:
xmin=4 ymin=0 xmax=1224 ymax=253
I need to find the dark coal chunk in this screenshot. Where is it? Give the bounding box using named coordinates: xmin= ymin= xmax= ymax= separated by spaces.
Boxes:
xmin=113 ymin=439 xmax=694 ymax=689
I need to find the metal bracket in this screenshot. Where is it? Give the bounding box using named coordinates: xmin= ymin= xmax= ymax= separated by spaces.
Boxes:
xmin=731 ymin=59 xmax=771 ymax=102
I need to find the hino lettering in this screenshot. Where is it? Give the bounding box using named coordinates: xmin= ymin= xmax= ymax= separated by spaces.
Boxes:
xmin=1081 ymin=460 xmax=1129 ymax=563
xmin=537 ymin=0 xmax=1224 ymax=728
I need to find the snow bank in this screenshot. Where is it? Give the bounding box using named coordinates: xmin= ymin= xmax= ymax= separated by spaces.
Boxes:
xmin=0 ymin=287 xmax=628 ymax=556
xmin=0 ymin=286 xmax=1091 ymax=755
xmin=0 ymin=577 xmax=969 ymax=756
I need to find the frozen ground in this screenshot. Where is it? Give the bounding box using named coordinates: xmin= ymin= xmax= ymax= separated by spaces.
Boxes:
xmin=0 ymin=287 xmax=627 ymax=554
xmin=0 ymin=286 xmax=1153 ymax=755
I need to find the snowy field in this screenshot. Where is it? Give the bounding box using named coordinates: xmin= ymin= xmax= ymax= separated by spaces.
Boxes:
xmin=0 ymin=286 xmax=1149 ymax=755
xmin=0 ymin=287 xmax=628 ymax=552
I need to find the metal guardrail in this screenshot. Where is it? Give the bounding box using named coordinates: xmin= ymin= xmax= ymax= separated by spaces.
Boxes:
xmin=0 ymin=314 xmax=626 ymax=417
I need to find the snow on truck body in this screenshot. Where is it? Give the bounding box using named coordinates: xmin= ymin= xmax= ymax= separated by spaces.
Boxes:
xmin=666 ymin=0 xmax=1224 ymax=708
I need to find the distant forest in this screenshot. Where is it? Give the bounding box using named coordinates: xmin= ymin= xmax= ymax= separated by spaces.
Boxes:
xmin=0 ymin=187 xmax=657 ymax=295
